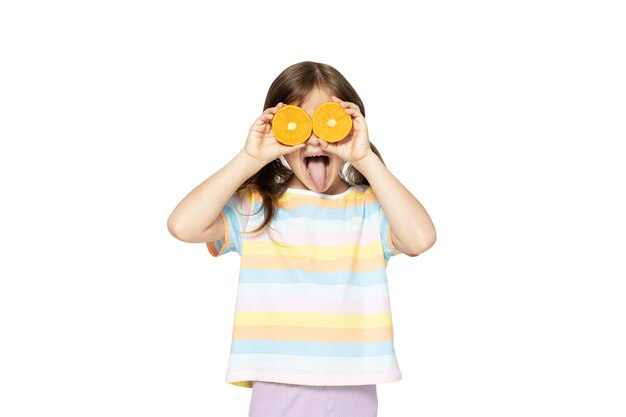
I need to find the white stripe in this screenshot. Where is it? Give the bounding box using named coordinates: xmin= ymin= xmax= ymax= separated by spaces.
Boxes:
xmin=228 ymin=353 xmax=400 ymax=372
xmin=285 ymin=186 xmax=356 ymax=199
xmin=246 ymin=210 xmax=379 ymax=232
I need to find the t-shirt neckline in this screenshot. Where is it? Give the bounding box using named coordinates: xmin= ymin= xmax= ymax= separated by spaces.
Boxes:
xmin=286 ymin=185 xmax=355 ymax=199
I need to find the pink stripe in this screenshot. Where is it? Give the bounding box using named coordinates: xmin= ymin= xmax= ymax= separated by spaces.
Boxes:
xmin=247 ymin=229 xmax=379 ymax=246
xmin=235 ymin=296 xmax=391 ymax=314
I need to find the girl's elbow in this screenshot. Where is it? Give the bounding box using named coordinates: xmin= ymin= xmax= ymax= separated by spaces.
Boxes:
xmin=415 ymin=232 xmax=436 ymax=254
xmin=167 ymin=217 xmax=194 ymax=242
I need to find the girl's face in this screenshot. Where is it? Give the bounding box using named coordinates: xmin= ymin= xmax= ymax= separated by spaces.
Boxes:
xmin=283 ymin=87 xmax=349 ymax=194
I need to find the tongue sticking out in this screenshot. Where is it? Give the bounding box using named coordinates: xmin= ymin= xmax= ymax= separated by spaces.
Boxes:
xmin=306 ymin=157 xmax=328 ymax=192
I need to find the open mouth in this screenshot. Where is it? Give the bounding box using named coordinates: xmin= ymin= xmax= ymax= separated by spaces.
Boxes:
xmin=303 ymin=155 xmax=330 ymax=190
xmin=303 ymin=155 xmax=330 ymax=166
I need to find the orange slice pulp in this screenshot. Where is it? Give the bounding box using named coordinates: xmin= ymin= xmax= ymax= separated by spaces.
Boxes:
xmin=312 ymin=102 xmax=352 ymax=143
xmin=271 ymin=105 xmax=313 ymax=145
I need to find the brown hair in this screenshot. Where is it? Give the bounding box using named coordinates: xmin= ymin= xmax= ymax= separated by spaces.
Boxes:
xmin=240 ymin=61 xmax=388 ymax=235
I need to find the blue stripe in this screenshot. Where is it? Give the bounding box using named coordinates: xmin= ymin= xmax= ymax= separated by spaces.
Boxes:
xmin=239 ymin=269 xmax=387 ymax=286
xmin=223 ymin=205 xmax=242 ymax=255
xmin=379 ymin=210 xmax=392 ymax=261
xmin=230 ymin=340 xmax=395 ymax=357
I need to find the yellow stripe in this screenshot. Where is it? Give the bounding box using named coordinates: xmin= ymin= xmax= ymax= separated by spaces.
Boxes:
xmin=278 ymin=186 xmax=377 ymax=209
xmin=243 ymin=239 xmax=383 ymax=259
xmin=240 ymin=255 xmax=386 ymax=272
xmin=233 ymin=325 xmax=393 ymax=343
xmin=234 ymin=311 xmax=392 ymax=328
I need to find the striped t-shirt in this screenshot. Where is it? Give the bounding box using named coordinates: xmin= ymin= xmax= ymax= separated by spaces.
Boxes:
xmin=206 ymin=183 xmax=416 ymax=388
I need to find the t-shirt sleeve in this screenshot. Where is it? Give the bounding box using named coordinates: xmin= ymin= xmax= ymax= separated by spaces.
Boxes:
xmin=378 ymin=203 xmax=419 ymax=260
xmin=206 ymin=184 xmax=259 ymax=257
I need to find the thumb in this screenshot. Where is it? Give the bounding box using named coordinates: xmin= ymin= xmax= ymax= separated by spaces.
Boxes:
xmin=282 ymin=143 xmax=306 ymax=155
xmin=319 ymin=139 xmax=337 ymax=156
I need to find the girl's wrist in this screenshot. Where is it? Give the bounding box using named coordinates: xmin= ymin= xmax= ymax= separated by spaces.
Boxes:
xmin=351 ymin=151 xmax=379 ymax=172
xmin=236 ymin=149 xmax=267 ymax=175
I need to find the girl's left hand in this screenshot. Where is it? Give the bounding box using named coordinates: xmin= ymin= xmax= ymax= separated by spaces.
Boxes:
xmin=318 ymin=96 xmax=374 ymax=165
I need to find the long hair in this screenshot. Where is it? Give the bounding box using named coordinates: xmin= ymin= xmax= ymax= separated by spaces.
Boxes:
xmin=241 ymin=61 xmax=389 ymax=235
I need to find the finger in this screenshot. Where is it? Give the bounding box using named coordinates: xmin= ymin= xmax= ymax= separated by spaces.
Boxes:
xmin=282 ymin=143 xmax=306 ymax=154
xmin=262 ymin=103 xmax=283 ymax=117
xmin=332 ymin=96 xmax=351 ymax=107
xmin=271 ymin=102 xmax=285 ymax=112
xmin=335 ymin=98 xmax=353 ymax=111
xmin=339 ymin=102 xmax=363 ymax=119
xmin=318 ymin=139 xmax=338 ymax=155
xmin=341 ymin=102 xmax=359 ymax=112
xmin=331 ymin=95 xmax=350 ymax=105
xmin=257 ymin=102 xmax=287 ymax=128
xmin=263 ymin=111 xmax=275 ymax=120
xmin=265 ymin=103 xmax=286 ymax=118
xmin=343 ymin=106 xmax=364 ymax=119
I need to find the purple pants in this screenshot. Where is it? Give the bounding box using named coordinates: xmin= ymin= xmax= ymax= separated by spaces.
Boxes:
xmin=248 ymin=381 xmax=378 ymax=417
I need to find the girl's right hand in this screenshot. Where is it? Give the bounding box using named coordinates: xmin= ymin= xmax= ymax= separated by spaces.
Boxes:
xmin=242 ymin=102 xmax=306 ymax=165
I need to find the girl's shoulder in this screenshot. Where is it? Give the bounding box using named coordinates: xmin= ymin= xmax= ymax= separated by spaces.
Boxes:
xmin=240 ymin=185 xmax=266 ymax=213
xmin=354 ymin=183 xmax=378 ymax=201
xmin=226 ymin=184 xmax=264 ymax=216
xmin=238 ymin=183 xmax=262 ymax=201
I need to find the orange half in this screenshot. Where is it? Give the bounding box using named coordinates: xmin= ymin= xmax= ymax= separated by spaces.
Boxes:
xmin=271 ymin=105 xmax=313 ymax=145
xmin=312 ymin=102 xmax=352 ymax=142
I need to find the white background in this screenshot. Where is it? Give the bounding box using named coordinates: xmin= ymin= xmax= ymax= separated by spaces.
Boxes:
xmin=1 ymin=1 xmax=625 ymax=416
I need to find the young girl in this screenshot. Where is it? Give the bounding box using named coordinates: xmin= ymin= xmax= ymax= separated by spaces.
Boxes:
xmin=168 ymin=61 xmax=436 ymax=417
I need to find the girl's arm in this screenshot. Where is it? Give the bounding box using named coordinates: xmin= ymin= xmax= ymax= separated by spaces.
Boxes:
xmin=167 ymin=150 xmax=264 ymax=243
xmin=320 ymin=96 xmax=435 ymax=256
xmin=168 ymin=102 xmax=305 ymax=243
xmin=353 ymin=152 xmax=436 ymax=255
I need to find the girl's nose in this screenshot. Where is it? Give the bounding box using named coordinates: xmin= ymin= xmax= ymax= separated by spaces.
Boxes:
xmin=307 ymin=132 xmax=320 ymax=145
